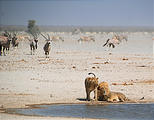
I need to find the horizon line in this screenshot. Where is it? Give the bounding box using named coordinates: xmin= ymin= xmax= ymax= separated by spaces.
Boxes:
xmin=0 ymin=24 xmax=153 ymax=28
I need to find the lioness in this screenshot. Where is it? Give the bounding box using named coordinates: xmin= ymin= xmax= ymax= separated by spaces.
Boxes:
xmin=85 ymin=73 xmax=98 ymax=101
xmin=106 ymin=91 xmax=127 ymax=102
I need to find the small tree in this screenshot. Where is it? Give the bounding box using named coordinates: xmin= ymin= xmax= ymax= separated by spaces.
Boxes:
xmin=27 ymin=20 xmax=40 ymax=39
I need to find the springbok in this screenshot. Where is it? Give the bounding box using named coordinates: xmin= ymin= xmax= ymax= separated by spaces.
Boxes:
xmin=17 ymin=35 xmax=29 ymax=41
xmin=78 ymin=36 xmax=95 ymax=43
xmin=114 ymin=35 xmax=128 ymax=42
xmin=41 ymin=33 xmax=51 ymax=58
xmin=51 ymin=36 xmax=64 ymax=42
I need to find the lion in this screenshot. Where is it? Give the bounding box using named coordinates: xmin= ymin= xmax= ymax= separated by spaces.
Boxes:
xmin=97 ymin=82 xmax=110 ymax=101
xmin=106 ymin=91 xmax=127 ymax=102
xmin=97 ymin=82 xmax=128 ymax=102
xmin=85 ymin=73 xmax=98 ymax=101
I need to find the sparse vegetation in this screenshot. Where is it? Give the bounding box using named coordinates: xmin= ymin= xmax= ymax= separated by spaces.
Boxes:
xmin=27 ymin=20 xmax=40 ymax=39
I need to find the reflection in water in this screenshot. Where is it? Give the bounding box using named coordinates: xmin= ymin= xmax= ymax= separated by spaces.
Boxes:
xmin=7 ymin=104 xmax=154 ymax=120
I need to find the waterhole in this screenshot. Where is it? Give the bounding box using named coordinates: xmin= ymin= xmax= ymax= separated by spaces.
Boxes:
xmin=6 ymin=103 xmax=154 ymax=120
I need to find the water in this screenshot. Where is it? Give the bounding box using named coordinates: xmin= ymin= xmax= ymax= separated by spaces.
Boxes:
xmin=7 ymin=103 xmax=154 ymax=120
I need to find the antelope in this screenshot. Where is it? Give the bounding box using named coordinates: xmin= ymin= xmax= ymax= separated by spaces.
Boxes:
xmin=103 ymin=34 xmax=128 ymax=48
xmin=51 ymin=36 xmax=64 ymax=42
xmin=31 ymin=33 xmax=39 ymax=50
xmin=34 ymin=39 xmax=38 ymax=49
xmin=30 ymin=39 xmax=35 ymax=55
xmin=41 ymin=33 xmax=51 ymax=58
xmin=26 ymin=34 xmax=39 ymax=55
xmin=78 ymin=36 xmax=95 ymax=43
xmin=17 ymin=35 xmax=29 ymax=41
xmin=113 ymin=35 xmax=128 ymax=42
xmin=12 ymin=34 xmax=19 ymax=47
xmin=0 ymin=35 xmax=12 ymax=56
xmin=103 ymin=38 xmax=120 ymax=48
xmin=26 ymin=37 xmax=35 ymax=55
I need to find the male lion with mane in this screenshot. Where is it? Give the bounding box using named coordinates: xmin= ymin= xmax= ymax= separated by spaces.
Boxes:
xmin=97 ymin=82 xmax=128 ymax=102
xmin=97 ymin=82 xmax=110 ymax=101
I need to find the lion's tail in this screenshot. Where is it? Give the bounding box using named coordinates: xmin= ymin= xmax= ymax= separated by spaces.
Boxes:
xmin=88 ymin=72 xmax=96 ymax=77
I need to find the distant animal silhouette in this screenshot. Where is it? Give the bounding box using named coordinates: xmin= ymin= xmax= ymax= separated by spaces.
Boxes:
xmin=103 ymin=38 xmax=119 ymax=48
xmin=78 ymin=36 xmax=95 ymax=43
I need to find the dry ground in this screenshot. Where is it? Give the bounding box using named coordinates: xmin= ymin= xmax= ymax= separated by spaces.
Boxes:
xmin=0 ymin=32 xmax=153 ymax=120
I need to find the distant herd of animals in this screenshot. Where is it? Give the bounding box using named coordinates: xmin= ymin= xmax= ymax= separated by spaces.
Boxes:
xmin=85 ymin=73 xmax=128 ymax=102
xmin=0 ymin=31 xmax=128 ymax=57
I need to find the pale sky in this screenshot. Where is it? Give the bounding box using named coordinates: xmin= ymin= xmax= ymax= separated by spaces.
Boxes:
xmin=0 ymin=0 xmax=153 ymax=26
